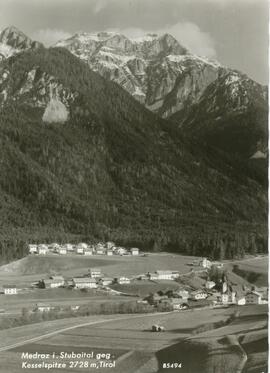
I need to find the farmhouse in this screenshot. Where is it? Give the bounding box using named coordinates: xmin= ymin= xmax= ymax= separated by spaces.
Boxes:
xmin=58 ymin=246 xmax=67 ymax=255
xmin=28 ymin=244 xmax=37 ymax=254
xmin=42 ymin=275 xmax=65 ymax=288
xmin=106 ymin=249 xmax=113 ymax=256
xmin=156 ymin=270 xmax=179 ymax=280
xmin=76 ymin=243 xmax=88 ymax=254
xmin=99 ymin=277 xmax=114 ymax=286
xmin=96 ymin=247 xmax=106 ymax=255
xmin=170 ymin=298 xmax=187 ymax=310
xmin=200 ymin=258 xmax=211 ymax=269
xmin=205 ymin=281 xmax=216 ymax=290
xmin=3 ymin=285 xmax=17 ymax=295
xmin=64 ymin=243 xmax=74 ymax=252
xmin=148 ymin=272 xmax=159 ymax=281
xmin=72 ymin=278 xmax=97 ymax=289
xmin=190 ymin=290 xmax=208 ymax=300
xmin=115 ymin=247 xmax=127 ymax=255
xmin=116 ymin=277 xmax=130 ymax=284
xmin=131 ymin=248 xmax=139 ymax=256
xmin=245 ymin=291 xmax=262 ymax=305
xmin=37 ymin=244 xmax=48 ymax=255
xmin=89 ymin=269 xmax=101 ymax=278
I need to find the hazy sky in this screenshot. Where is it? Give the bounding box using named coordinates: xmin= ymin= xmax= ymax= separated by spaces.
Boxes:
xmin=0 ymin=0 xmax=268 ymax=84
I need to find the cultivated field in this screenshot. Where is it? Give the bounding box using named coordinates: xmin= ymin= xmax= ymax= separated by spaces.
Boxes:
xmin=0 ymin=307 xmax=237 ymax=373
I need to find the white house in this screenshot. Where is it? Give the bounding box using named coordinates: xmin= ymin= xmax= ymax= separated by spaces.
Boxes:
xmin=131 ymin=248 xmax=139 ymax=256
xmin=148 ymin=272 xmax=159 ymax=280
xmin=84 ymin=248 xmax=93 ymax=256
xmin=205 ymin=281 xmax=216 ymax=290
xmin=115 ymin=247 xmax=127 ymax=255
xmin=89 ymin=269 xmax=101 ymax=278
xmin=64 ymin=243 xmax=74 ymax=252
xmin=58 ymin=247 xmax=67 ymax=255
xmin=96 ymin=247 xmax=106 ymax=255
xmin=72 ymin=278 xmax=97 ymax=289
xmin=28 ymin=244 xmax=38 ymax=254
xmin=3 ymin=285 xmax=17 ymax=295
xmin=99 ymin=277 xmax=113 ymax=286
xmin=221 ymin=293 xmax=229 ymax=304
xmin=156 ymin=270 xmax=178 ymax=280
xmin=37 ymin=244 xmax=48 ymax=255
xmin=200 ymin=258 xmax=211 ymax=269
xmin=106 ymin=249 xmax=113 ymax=256
xmin=245 ymin=291 xmax=262 ymax=305
xmin=190 ymin=290 xmax=208 ymax=300
xmin=76 ymin=245 xmax=85 ymax=255
xmin=237 ymin=296 xmax=246 ymax=306
xmin=116 ymin=277 xmax=130 ymax=284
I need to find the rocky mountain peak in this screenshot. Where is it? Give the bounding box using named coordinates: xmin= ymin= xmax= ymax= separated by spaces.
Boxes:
xmin=0 ymin=25 xmax=42 ymax=50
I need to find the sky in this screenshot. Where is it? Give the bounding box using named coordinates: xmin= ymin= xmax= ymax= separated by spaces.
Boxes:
xmin=0 ymin=0 xmax=268 ymax=84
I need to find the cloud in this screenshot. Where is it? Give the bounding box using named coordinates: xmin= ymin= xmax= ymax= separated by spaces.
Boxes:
xmin=31 ymin=29 xmax=72 ymax=47
xmin=112 ymin=22 xmax=216 ymax=58
xmin=159 ymin=22 xmax=217 ymax=58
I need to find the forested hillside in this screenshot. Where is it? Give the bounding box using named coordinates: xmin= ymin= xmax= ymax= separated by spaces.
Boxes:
xmin=0 ymin=47 xmax=267 ymax=263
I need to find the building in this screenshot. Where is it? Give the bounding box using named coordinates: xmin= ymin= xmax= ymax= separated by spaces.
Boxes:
xmin=156 ymin=270 xmax=178 ymax=280
xmin=170 ymin=298 xmax=187 ymax=310
xmin=205 ymin=281 xmax=216 ymax=290
xmin=148 ymin=272 xmax=159 ymax=281
xmin=245 ymin=291 xmax=262 ymax=305
xmin=72 ymin=278 xmax=97 ymax=289
xmin=50 ymin=243 xmax=60 ymax=252
xmin=237 ymin=296 xmax=246 ymax=306
xmin=190 ymin=290 xmax=208 ymax=300
xmin=131 ymin=248 xmax=139 ymax=256
xmin=116 ymin=277 xmax=130 ymax=284
xmin=177 ymin=289 xmax=189 ymax=300
xmin=84 ymin=248 xmax=93 ymax=256
xmin=37 ymin=244 xmax=48 ymax=255
xmin=99 ymin=277 xmax=113 ymax=286
xmin=106 ymin=249 xmax=113 ymax=256
xmin=76 ymin=246 xmax=84 ymax=255
xmin=28 ymin=244 xmax=37 ymax=254
xmin=200 ymin=258 xmax=211 ymax=269
xmin=3 ymin=285 xmax=17 ymax=295
xmin=89 ymin=268 xmax=101 ymax=278
xmin=42 ymin=275 xmax=65 ymax=288
xmin=212 ymin=261 xmax=224 ymax=269
xmin=64 ymin=243 xmax=74 ymax=252
xmin=115 ymin=247 xmax=127 ymax=255
xmin=58 ymin=247 xmax=67 ymax=255
xmin=221 ymin=293 xmax=229 ymax=304
xmin=96 ymin=247 xmax=106 ymax=255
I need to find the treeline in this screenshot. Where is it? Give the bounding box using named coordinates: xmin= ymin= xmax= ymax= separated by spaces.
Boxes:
xmin=0 ymin=301 xmax=154 ymax=331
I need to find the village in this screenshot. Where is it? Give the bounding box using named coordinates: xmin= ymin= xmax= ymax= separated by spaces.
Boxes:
xmin=0 ymin=243 xmax=268 ymax=315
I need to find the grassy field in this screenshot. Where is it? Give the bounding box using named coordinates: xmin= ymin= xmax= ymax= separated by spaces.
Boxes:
xmin=225 ymin=255 xmax=268 ymax=287
xmin=155 ymin=305 xmax=268 ymax=373
xmin=110 ymin=280 xmax=180 ymax=297
xmin=0 ymin=307 xmax=236 ymax=373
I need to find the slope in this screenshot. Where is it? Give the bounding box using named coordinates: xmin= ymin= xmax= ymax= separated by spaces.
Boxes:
xmin=0 ymin=47 xmax=267 ymax=262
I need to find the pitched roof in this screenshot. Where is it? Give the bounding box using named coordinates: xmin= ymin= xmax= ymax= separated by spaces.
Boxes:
xmin=3 ymin=284 xmax=16 ymax=288
xmin=73 ymin=277 xmax=96 ymax=283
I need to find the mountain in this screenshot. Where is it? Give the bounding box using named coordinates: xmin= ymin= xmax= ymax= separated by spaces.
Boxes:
xmin=0 ymin=26 xmax=42 ymax=61
xmin=55 ymin=31 xmax=226 ymax=116
xmin=0 ymin=46 xmax=267 ymax=262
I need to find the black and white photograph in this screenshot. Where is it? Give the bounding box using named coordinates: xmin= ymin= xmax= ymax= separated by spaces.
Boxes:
xmin=0 ymin=0 xmax=268 ymax=372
